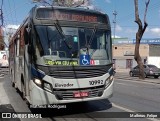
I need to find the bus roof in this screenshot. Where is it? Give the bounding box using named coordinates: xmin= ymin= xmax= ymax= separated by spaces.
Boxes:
xmin=36 ymin=5 xmax=106 ymax=15
xmin=9 ymin=5 xmax=110 ymax=45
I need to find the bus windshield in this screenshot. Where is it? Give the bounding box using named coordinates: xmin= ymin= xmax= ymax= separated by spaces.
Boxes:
xmin=35 ymin=26 xmax=111 ymax=66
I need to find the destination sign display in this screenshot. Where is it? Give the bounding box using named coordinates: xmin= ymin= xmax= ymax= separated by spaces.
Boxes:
xmin=36 ymin=8 xmax=107 ymax=24
xmin=45 ymin=59 xmax=78 ymax=66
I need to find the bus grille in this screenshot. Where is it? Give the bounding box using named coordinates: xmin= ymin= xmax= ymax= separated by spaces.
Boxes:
xmin=49 ymin=70 xmax=106 ymax=79
xmin=54 ymin=86 xmax=105 ymax=100
xmin=37 ymin=65 xmax=112 ymax=79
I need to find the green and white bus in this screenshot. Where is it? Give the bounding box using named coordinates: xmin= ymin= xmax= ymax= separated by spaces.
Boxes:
xmin=9 ymin=6 xmax=114 ymax=105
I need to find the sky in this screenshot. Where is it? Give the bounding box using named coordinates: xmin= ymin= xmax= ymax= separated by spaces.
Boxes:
xmin=2 ymin=0 xmax=160 ymax=45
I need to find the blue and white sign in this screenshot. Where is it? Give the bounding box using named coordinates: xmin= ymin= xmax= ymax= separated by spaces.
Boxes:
xmin=80 ymin=55 xmax=90 ymax=65
xmin=113 ymin=38 xmax=160 ymax=45
xmin=133 ymin=38 xmax=160 ymax=44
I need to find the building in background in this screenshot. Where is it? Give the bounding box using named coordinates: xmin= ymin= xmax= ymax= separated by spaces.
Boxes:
xmin=112 ymin=38 xmax=160 ymax=71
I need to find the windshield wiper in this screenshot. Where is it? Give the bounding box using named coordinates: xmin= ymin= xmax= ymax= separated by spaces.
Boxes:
xmin=87 ymin=25 xmax=97 ymax=48
xmin=54 ymin=20 xmax=72 ymax=49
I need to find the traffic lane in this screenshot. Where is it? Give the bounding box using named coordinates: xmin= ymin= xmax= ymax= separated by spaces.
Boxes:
xmin=29 ymin=99 xmax=112 ymax=117
xmin=0 ymin=101 xmax=154 ymax=121
xmin=88 ymin=100 xmax=155 ymax=121
xmin=48 ymin=99 xmax=153 ymax=121
xmin=40 ymin=78 xmax=159 ymax=121
xmin=115 ymin=79 xmax=160 ymax=107
xmin=111 ymin=79 xmax=160 ymax=112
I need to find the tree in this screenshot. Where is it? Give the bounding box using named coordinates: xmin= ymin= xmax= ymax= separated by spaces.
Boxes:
xmin=53 ymin=0 xmax=91 ymax=7
xmin=134 ymin=0 xmax=150 ymax=79
xmin=32 ymin=0 xmax=91 ymax=8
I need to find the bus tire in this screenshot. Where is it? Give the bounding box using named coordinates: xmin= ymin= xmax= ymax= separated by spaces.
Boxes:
xmin=11 ymin=70 xmax=15 ymax=87
xmin=21 ymin=76 xmax=25 ymax=100
xmin=12 ymin=82 xmax=15 ymax=87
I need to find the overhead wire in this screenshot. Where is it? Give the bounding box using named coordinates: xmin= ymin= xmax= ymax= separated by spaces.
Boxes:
xmin=7 ymin=0 xmax=14 ymax=25
xmin=2 ymin=0 xmax=160 ymax=29
xmin=3 ymin=1 xmax=33 ymax=26
xmin=13 ymin=0 xmax=18 ymax=25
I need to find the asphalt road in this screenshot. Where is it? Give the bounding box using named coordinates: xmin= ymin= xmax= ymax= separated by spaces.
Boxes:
xmin=0 ymin=68 xmax=160 ymax=121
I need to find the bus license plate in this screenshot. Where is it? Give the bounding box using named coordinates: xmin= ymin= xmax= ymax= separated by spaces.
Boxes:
xmin=73 ymin=92 xmax=89 ymax=98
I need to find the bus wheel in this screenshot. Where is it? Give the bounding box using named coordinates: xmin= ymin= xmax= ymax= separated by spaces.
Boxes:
xmin=21 ymin=76 xmax=25 ymax=100
xmin=12 ymin=82 xmax=15 ymax=87
xmin=11 ymin=74 xmax=15 ymax=88
xmin=21 ymin=83 xmax=25 ymax=100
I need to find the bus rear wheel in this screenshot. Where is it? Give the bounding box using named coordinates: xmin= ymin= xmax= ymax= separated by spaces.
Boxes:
xmin=21 ymin=76 xmax=25 ymax=100
xmin=21 ymin=82 xmax=26 ymax=100
xmin=12 ymin=82 xmax=15 ymax=87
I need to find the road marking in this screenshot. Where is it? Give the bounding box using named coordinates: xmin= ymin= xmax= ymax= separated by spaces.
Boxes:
xmin=112 ymin=103 xmax=160 ymax=121
xmin=112 ymin=103 xmax=135 ymax=112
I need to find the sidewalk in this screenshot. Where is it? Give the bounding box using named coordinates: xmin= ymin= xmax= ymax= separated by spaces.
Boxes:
xmin=0 ymin=74 xmax=10 ymax=105
xmin=115 ymin=71 xmax=160 ymax=84
xmin=115 ymin=68 xmax=130 ymax=73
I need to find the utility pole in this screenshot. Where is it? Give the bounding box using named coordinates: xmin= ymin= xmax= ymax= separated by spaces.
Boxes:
xmin=113 ymin=10 xmax=117 ymax=39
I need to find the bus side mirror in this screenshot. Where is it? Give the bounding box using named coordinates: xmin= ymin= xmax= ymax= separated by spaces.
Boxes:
xmin=24 ymin=26 xmax=31 ymax=45
xmin=24 ymin=32 xmax=29 ymax=44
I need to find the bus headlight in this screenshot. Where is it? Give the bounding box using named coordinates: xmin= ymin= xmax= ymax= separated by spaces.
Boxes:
xmin=34 ymin=78 xmax=42 ymax=86
xmin=33 ymin=78 xmax=53 ymax=93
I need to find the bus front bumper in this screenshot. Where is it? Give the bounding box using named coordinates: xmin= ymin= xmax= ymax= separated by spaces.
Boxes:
xmin=29 ymin=79 xmax=114 ymax=105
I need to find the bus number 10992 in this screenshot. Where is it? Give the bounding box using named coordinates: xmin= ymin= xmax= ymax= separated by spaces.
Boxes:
xmin=89 ymin=80 xmax=103 ymax=85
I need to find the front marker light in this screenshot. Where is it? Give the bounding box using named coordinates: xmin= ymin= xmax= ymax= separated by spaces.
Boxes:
xmin=105 ymin=75 xmax=114 ymax=88
xmin=44 ymin=82 xmax=52 ymax=93
xmin=109 ymin=75 xmax=114 ymax=81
